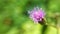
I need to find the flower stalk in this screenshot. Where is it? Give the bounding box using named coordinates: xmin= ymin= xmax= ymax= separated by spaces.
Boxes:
xmin=55 ymin=13 xmax=60 ymax=34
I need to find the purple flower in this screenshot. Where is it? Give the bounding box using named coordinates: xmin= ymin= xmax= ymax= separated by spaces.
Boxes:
xmin=28 ymin=7 xmax=45 ymax=24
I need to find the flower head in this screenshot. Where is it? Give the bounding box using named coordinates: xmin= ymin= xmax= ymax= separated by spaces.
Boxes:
xmin=28 ymin=7 xmax=45 ymax=24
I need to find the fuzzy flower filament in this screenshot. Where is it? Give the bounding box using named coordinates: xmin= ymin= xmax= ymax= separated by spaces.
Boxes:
xmin=28 ymin=7 xmax=45 ymax=24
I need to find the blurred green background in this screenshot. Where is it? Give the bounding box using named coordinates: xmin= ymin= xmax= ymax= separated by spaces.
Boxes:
xmin=0 ymin=0 xmax=60 ymax=34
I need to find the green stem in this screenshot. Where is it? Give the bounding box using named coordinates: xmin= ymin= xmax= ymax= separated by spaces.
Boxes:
xmin=42 ymin=24 xmax=47 ymax=34
xmin=55 ymin=16 xmax=60 ymax=34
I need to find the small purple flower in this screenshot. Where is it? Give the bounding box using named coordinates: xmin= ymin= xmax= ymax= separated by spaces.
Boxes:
xmin=28 ymin=7 xmax=45 ymax=24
